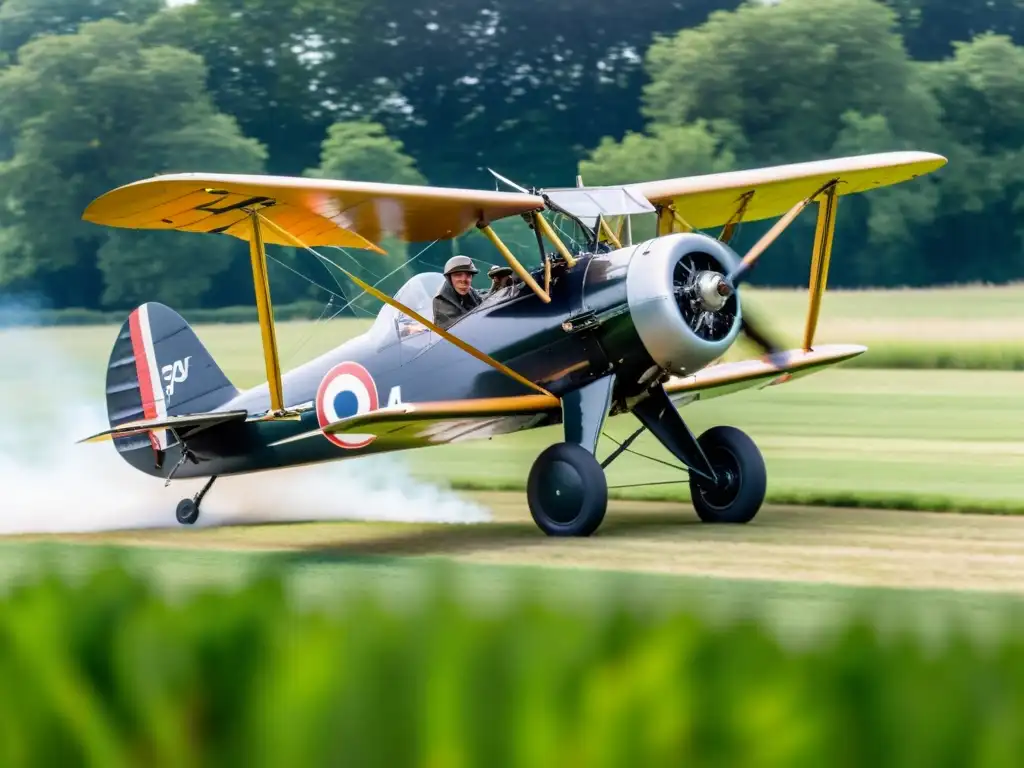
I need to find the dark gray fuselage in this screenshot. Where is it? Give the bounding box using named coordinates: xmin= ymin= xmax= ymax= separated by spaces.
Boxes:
xmin=139 ymin=241 xmax=661 ymax=479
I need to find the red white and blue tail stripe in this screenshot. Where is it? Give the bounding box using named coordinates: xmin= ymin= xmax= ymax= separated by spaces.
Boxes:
xmin=102 ymin=302 xmax=239 ymax=461
xmin=127 ymin=304 xmax=170 ymax=451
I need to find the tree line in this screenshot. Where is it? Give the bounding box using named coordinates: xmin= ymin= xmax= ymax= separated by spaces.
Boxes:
xmin=0 ymin=0 xmax=1022 ymax=313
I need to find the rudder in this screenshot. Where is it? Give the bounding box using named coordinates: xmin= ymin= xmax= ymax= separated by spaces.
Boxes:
xmin=105 ymin=302 xmax=239 ymax=456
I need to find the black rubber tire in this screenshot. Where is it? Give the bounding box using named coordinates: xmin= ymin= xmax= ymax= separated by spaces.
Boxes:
xmin=175 ymin=498 xmax=200 ymax=526
xmin=527 ymin=442 xmax=608 ymax=536
xmin=689 ymin=425 xmax=767 ymax=524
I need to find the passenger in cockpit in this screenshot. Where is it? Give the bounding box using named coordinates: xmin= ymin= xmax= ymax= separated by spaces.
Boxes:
xmin=487 ymin=265 xmax=514 ymax=293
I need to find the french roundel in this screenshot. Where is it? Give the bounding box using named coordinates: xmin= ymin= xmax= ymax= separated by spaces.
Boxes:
xmin=316 ymin=361 xmax=379 ymax=449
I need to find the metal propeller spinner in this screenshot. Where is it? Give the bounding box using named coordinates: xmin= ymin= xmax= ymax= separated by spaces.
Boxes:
xmin=674 ymin=253 xmax=738 ymax=343
xmin=675 ymin=248 xmax=788 ymax=359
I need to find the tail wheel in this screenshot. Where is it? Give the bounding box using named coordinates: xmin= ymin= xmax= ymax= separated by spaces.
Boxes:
xmin=527 ymin=442 xmax=608 ymax=537
xmin=175 ymin=498 xmax=200 ymax=525
xmin=689 ymin=425 xmax=766 ymax=524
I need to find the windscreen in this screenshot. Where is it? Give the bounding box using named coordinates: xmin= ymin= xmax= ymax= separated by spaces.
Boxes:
xmin=364 ymin=271 xmax=446 ymax=344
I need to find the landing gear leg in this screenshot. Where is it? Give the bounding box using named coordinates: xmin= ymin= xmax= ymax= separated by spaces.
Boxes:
xmin=631 ymin=385 xmax=767 ymax=523
xmin=175 ymin=475 xmax=217 ymax=526
xmin=526 ymin=375 xmax=616 ymax=537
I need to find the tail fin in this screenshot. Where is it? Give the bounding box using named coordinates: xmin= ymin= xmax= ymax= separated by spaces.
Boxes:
xmin=105 ymin=302 xmax=239 ymax=456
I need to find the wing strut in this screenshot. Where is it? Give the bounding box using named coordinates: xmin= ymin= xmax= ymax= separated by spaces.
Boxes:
xmin=724 ymin=179 xmax=839 ymax=287
xmin=719 ymin=191 xmax=754 ymax=243
xmin=478 ymin=223 xmax=551 ymax=303
xmin=597 ymin=216 xmax=622 ymax=249
xmin=655 ymin=205 xmax=694 ymax=237
xmin=248 ymin=210 xmax=285 ymax=414
xmin=531 ymin=212 xmax=577 ymax=267
xmin=803 ymin=184 xmax=838 ymax=351
xmin=256 ymin=213 xmax=555 ymax=399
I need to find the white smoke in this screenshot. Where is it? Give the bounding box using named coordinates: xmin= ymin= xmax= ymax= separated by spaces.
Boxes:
xmin=0 ymin=307 xmax=491 ymax=534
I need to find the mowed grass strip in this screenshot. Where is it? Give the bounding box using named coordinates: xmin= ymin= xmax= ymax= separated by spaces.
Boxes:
xmin=8 ymin=320 xmax=1024 ymax=515
xmin=404 ymin=368 xmax=1024 ymax=514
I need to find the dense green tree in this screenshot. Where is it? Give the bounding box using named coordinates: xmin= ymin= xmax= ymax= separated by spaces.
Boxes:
xmin=298 ymin=121 xmax=428 ymax=315
xmin=884 ymin=0 xmax=1024 ymax=59
xmin=0 ymin=19 xmax=266 ymax=309
xmin=305 ymin=122 xmax=426 ymax=187
xmin=149 ymin=0 xmax=741 ymax=186
xmin=145 ymin=0 xmax=369 ymax=176
xmin=2 ymin=0 xmax=1024 ymax=308
xmin=0 ymin=0 xmax=161 ymax=58
xmin=326 ymin=0 xmax=743 ymax=189
xmin=913 ymin=33 xmax=1024 ymax=283
xmin=580 ymin=0 xmax=956 ymax=288
xmin=642 ymin=0 xmax=941 ymax=164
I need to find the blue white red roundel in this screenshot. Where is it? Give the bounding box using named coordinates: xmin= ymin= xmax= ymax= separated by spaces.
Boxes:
xmin=316 ymin=361 xmax=379 ymax=449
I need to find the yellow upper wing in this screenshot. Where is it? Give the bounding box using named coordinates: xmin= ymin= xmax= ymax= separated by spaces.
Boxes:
xmin=631 ymin=151 xmax=946 ymax=229
xmin=81 ymin=151 xmax=945 ymax=250
xmin=82 ymin=173 xmax=546 ymax=249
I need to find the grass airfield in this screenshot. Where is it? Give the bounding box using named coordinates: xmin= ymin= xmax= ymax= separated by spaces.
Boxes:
xmin=14 ymin=493 xmax=1024 ymax=594
xmin=3 ymin=284 xmax=1024 ymax=632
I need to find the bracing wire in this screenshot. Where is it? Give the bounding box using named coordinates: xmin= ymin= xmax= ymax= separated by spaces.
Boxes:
xmin=264 ymin=251 xmax=348 ymax=304
xmin=607 ymin=479 xmax=690 ymax=490
xmin=600 ymin=430 xmax=691 ymax=476
xmin=329 ymin=245 xmax=386 ymax=281
xmin=319 ymin=237 xmax=441 ymax=315
xmin=263 ymin=251 xmax=361 ymax=370
xmin=552 ymin=215 xmax=584 ymax=251
xmin=264 ymin=236 xmax=443 ymax=369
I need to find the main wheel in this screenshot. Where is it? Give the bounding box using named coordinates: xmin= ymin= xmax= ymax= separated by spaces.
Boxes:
xmin=527 ymin=442 xmax=608 ymax=536
xmin=689 ymin=425 xmax=766 ymax=524
xmin=175 ymin=498 xmax=200 ymax=526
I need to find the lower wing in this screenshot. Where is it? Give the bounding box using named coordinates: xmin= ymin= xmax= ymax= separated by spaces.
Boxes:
xmin=268 ymin=345 xmax=863 ymax=450
xmin=664 ymin=344 xmax=865 ymax=406
xmin=269 ymin=394 xmax=562 ymax=450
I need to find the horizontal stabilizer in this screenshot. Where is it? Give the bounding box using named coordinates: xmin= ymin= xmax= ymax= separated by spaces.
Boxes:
xmin=664 ymin=344 xmax=866 ymax=405
xmin=78 ymin=410 xmax=249 ymax=444
xmin=271 ymin=394 xmax=560 ymax=449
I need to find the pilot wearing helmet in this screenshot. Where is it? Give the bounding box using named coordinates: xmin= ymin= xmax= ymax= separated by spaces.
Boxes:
xmin=433 ymin=255 xmax=485 ymax=330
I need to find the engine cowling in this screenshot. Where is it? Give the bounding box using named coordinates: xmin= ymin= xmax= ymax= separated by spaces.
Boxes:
xmin=624 ymin=232 xmax=743 ymax=376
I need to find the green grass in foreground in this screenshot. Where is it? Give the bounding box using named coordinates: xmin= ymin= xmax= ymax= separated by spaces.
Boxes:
xmin=0 ymin=557 xmax=1023 ymax=766
xmin=3 ymin=541 xmax=1022 ymax=645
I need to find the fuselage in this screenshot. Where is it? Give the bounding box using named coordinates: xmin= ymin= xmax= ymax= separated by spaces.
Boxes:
xmin=135 ymin=232 xmax=745 ymax=479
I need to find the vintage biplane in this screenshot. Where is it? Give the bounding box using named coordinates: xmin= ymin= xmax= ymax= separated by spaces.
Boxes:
xmin=78 ymin=150 xmax=945 ymax=535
